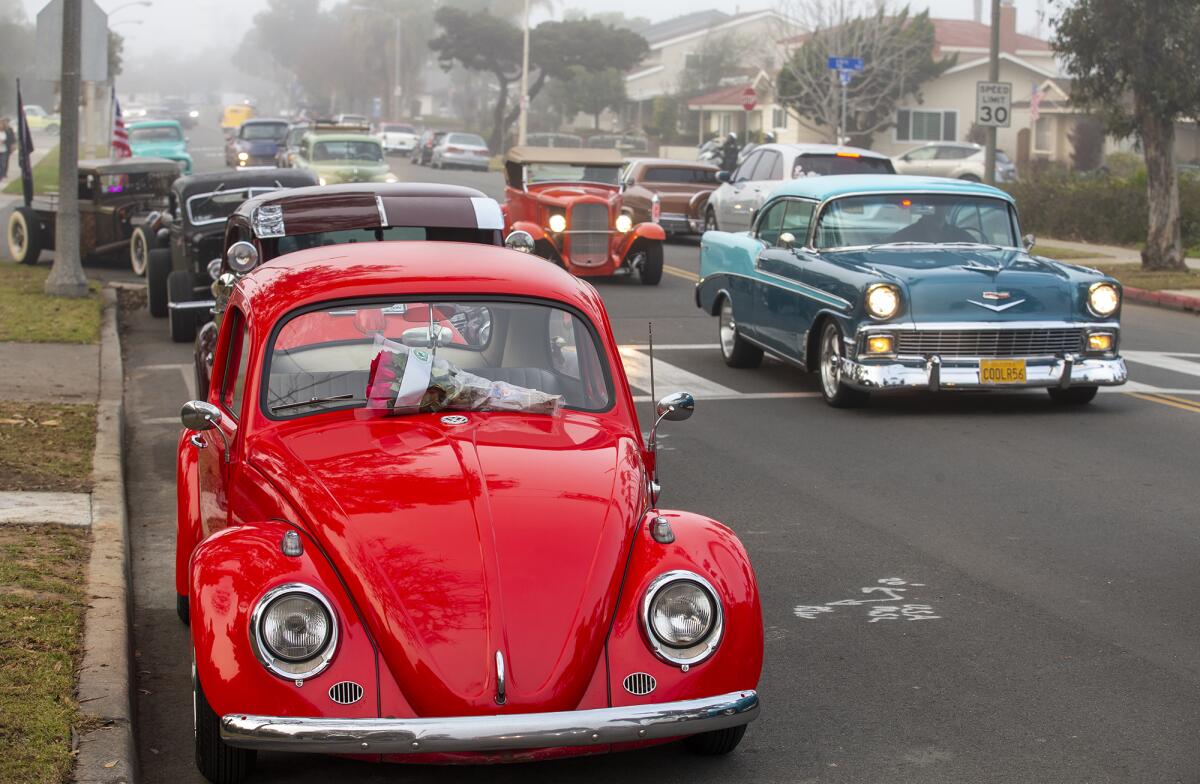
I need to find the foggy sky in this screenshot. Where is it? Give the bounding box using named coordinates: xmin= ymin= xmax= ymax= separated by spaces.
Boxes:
xmin=20 ymin=0 xmax=1052 ymax=61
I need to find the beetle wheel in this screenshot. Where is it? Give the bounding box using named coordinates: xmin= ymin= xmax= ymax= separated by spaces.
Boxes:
xmin=194 ymin=670 xmax=255 ymax=784
xmin=684 ymin=724 xmax=747 ymax=755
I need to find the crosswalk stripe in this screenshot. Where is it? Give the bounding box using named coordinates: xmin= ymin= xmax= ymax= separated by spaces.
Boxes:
xmin=617 ymin=346 xmax=737 ymax=397
xmin=1122 ymin=350 xmax=1200 ymax=378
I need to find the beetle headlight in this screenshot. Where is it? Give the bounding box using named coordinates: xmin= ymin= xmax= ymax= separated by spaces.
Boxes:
xmin=1088 ymin=282 xmax=1120 ymax=317
xmin=548 ymin=213 xmax=567 ymax=233
xmin=642 ymin=571 xmax=723 ymax=665
xmin=865 ymin=283 xmax=901 ymax=320
xmin=615 ymin=214 xmax=633 ymax=233
xmin=251 ymin=583 xmax=337 ymax=679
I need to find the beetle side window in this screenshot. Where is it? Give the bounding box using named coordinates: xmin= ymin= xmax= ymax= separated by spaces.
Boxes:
xmin=756 ymin=201 xmax=788 ymax=247
xmin=221 ymin=309 xmax=251 ymax=419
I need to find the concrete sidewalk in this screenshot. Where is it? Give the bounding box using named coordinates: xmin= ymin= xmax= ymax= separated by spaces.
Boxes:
xmin=1040 ymin=237 xmax=1200 ymax=270
xmin=0 ymin=342 xmax=100 ymax=402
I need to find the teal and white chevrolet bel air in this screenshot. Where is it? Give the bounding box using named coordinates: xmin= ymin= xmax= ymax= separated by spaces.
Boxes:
xmin=695 ymin=175 xmax=1127 ymax=407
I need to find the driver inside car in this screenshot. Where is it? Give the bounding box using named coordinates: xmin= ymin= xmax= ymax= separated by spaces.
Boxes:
xmin=888 ymin=204 xmax=976 ymax=244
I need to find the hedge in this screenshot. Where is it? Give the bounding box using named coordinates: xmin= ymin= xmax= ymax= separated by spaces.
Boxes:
xmin=1003 ymin=171 xmax=1200 ymax=250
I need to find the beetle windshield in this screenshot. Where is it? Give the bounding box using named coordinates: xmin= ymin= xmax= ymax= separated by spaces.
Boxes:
xmin=525 ymin=163 xmax=621 ymax=187
xmin=814 ymin=194 xmax=1019 ymax=249
xmin=313 ymin=141 xmax=383 ymax=162
xmin=265 ymin=300 xmax=612 ymax=418
xmin=129 ymin=125 xmax=182 ymax=142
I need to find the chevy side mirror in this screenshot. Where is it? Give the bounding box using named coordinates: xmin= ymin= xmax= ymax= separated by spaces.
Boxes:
xmin=778 ymin=232 xmax=796 ymax=250
xmin=1023 ymin=233 xmax=1036 ymax=251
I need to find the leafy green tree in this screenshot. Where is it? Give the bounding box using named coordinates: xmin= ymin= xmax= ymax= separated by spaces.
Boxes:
xmin=776 ymin=6 xmax=952 ymax=148
xmin=678 ymin=32 xmax=750 ymax=97
xmin=562 ymin=66 xmax=626 ymax=130
xmin=0 ymin=0 xmax=35 ymax=114
xmin=1054 ymin=0 xmax=1200 ymax=271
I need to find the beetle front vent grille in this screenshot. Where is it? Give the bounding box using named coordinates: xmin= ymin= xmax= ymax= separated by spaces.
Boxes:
xmin=328 ymin=681 xmax=364 ymax=705
xmin=622 ymin=672 xmax=657 ymax=696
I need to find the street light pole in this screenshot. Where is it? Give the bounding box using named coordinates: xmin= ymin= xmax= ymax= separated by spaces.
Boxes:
xmin=45 ymin=0 xmax=88 ymax=298
xmin=984 ymin=0 xmax=1000 ymax=185
xmin=517 ymin=0 xmax=530 ymax=146
xmin=393 ymin=15 xmax=401 ymax=119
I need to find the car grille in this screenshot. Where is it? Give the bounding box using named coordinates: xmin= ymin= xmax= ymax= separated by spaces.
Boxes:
xmin=567 ymin=203 xmax=610 ymax=266
xmin=895 ymin=328 xmax=1086 ymax=357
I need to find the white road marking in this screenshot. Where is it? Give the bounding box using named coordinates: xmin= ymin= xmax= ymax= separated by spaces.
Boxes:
xmin=1122 ymin=350 xmax=1200 ymax=379
xmin=618 ymin=346 xmax=737 ymax=397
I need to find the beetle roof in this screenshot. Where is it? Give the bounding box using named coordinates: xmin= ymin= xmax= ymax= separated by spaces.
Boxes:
xmin=234 ymin=241 xmax=606 ymax=326
xmin=505 ymin=146 xmax=624 ymax=166
xmin=769 ymin=174 xmax=1015 ymax=203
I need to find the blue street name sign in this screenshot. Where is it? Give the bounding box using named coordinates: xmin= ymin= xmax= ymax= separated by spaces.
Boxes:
xmin=827 ymin=56 xmax=864 ymax=72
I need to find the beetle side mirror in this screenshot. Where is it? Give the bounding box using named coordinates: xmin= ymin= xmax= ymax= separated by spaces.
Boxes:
xmin=504 ymin=230 xmax=535 ymax=253
xmin=655 ymin=391 xmax=695 ymax=422
xmin=716 ymin=170 xmax=731 ymax=184
xmin=180 ymin=400 xmax=220 ymax=431
xmin=778 ymin=232 xmax=796 ymax=250
xmin=1022 ymin=233 xmax=1036 ymax=251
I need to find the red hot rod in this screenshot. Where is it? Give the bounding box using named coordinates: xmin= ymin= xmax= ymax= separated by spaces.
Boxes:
xmin=175 ymin=241 xmax=762 ymax=782
xmin=503 ymin=146 xmax=667 ymax=284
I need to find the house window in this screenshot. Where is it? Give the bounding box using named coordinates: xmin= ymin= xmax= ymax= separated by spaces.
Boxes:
xmin=1034 ymin=116 xmax=1053 ymax=152
xmin=896 ymin=109 xmax=957 ymax=142
xmin=772 ymin=107 xmax=788 ymax=129
xmin=683 ymin=51 xmax=700 ymax=70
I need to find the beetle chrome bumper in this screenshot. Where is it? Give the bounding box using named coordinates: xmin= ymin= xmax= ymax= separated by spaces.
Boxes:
xmin=220 ymin=690 xmax=759 ymax=754
xmin=840 ymin=354 xmax=1128 ymax=392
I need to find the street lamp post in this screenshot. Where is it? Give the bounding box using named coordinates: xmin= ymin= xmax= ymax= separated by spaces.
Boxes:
xmin=517 ymin=0 xmax=530 ymax=146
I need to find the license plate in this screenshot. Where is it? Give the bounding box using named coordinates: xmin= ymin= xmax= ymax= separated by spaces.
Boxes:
xmin=979 ymin=358 xmax=1026 ymax=384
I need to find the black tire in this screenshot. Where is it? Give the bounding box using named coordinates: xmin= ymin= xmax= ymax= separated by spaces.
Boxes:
xmin=705 ymin=208 xmax=719 ymax=233
xmin=168 ymin=270 xmax=198 ymax=343
xmin=147 ymin=249 xmax=172 ymax=318
xmin=684 ymin=724 xmax=747 ymax=756
xmin=717 ymin=296 xmax=763 ymax=369
xmin=177 ymin=593 xmax=190 ymax=626
xmin=129 ymin=225 xmax=155 ymax=277
xmin=195 ymin=674 xmax=255 ymax=784
xmin=1047 ymin=386 xmax=1098 ymax=405
xmin=638 ymin=241 xmax=663 ymax=285
xmin=7 ymin=206 xmax=44 ymax=265
xmin=817 ymin=320 xmax=869 ymax=408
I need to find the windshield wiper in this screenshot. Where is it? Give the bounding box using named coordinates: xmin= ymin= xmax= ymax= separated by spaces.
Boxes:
xmin=866 ymin=241 xmax=937 ymax=250
xmin=190 ymin=182 xmax=226 ymax=213
xmin=270 ymin=394 xmax=360 ymax=412
xmin=941 ymin=242 xmax=1006 ymax=251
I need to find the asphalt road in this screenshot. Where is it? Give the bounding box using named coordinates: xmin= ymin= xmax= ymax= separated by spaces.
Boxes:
xmin=112 ymin=152 xmax=1200 ymax=783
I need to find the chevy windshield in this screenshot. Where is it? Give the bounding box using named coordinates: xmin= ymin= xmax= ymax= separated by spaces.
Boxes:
xmin=814 ymin=194 xmax=1019 ymax=249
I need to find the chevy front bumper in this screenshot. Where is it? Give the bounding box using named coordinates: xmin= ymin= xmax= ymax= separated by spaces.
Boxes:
xmin=841 ymin=354 xmax=1127 ymax=392
xmin=220 ymin=690 xmax=759 ymax=755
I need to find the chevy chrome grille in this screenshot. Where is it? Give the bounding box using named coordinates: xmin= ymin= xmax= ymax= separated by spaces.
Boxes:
xmin=894 ymin=328 xmax=1086 ymax=357
xmin=568 ymin=203 xmax=610 ymax=266
xmin=622 ymin=672 xmax=657 ymax=696
xmin=328 ymin=681 xmax=364 ymax=705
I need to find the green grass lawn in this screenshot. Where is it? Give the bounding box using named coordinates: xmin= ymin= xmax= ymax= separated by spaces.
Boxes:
xmin=0 ymin=524 xmax=89 ymax=784
xmin=1 ymin=145 xmax=60 ymax=196
xmin=1093 ymin=264 xmax=1200 ymax=291
xmin=0 ymin=402 xmax=96 ymax=493
xmin=1032 ymin=245 xmax=1113 ymax=261
xmin=0 ymin=264 xmax=101 ymax=343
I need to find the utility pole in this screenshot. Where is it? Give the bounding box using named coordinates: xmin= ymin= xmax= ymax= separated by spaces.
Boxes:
xmin=393 ymin=14 xmax=402 ymax=119
xmin=46 ymin=0 xmax=88 ymax=298
xmin=517 ymin=0 xmax=530 ymax=146
xmin=984 ymin=0 xmax=1000 ymax=185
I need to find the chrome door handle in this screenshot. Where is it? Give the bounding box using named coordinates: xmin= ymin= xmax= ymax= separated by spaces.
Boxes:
xmin=189 ymin=434 xmax=206 ymax=448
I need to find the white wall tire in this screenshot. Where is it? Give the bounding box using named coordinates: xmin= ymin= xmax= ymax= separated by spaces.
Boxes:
xmin=129 ymin=226 xmax=153 ymax=276
xmin=7 ymin=207 xmax=43 ymax=265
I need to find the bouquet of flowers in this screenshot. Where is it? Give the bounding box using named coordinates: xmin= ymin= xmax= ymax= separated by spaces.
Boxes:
xmin=366 ymin=336 xmax=561 ymax=416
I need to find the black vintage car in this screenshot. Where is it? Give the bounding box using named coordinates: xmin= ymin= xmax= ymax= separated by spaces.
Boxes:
xmin=146 ymin=168 xmax=318 ymax=341
xmin=6 ymin=158 xmax=178 ymax=274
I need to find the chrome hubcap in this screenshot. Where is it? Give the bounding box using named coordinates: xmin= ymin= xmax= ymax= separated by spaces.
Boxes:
xmin=719 ymin=301 xmax=736 ymax=358
xmin=820 ymin=327 xmax=841 ymax=398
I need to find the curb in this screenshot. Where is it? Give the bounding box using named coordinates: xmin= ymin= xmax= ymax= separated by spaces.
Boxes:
xmin=1124 ymin=286 xmax=1200 ymax=315
xmin=74 ymin=288 xmax=138 ymax=783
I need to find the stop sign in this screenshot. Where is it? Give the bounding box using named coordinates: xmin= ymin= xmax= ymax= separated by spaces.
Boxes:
xmin=741 ymin=86 xmax=757 ymax=111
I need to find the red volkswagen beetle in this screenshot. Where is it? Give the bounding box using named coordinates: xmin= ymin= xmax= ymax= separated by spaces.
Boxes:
xmin=175 ymin=242 xmax=762 ymax=782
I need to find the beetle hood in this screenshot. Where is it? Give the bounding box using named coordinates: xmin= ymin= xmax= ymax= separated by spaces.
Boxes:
xmin=251 ymin=413 xmax=645 ymax=716
xmin=834 ymin=248 xmax=1077 ymax=322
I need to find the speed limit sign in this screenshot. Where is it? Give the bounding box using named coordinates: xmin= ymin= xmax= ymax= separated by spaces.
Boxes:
xmin=976 ymin=81 xmax=1012 ymax=127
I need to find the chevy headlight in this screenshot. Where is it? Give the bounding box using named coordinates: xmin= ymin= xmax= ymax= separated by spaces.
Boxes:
xmin=548 ymin=213 xmax=567 ymax=233
xmin=865 ymin=283 xmax=901 ymax=320
xmin=1088 ymin=282 xmax=1120 ymax=317
xmin=384 ymin=173 xmax=398 ymax=183
xmin=642 ymin=571 xmax=723 ymax=664
xmin=237 ymin=151 xmax=249 ymax=163
xmin=251 ymin=584 xmax=337 ymax=679
xmin=615 ymin=214 xmax=633 ymax=233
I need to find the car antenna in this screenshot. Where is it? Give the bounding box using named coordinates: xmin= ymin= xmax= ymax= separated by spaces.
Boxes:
xmin=648 ymin=321 xmax=655 ymax=406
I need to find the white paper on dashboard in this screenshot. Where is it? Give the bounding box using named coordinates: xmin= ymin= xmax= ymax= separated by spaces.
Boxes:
xmin=394 ymin=348 xmax=433 ymax=413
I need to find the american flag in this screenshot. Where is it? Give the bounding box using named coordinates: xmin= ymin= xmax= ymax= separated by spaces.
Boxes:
xmin=111 ymin=89 xmax=131 ymax=158
xmin=1030 ymin=81 xmax=1046 ymax=123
